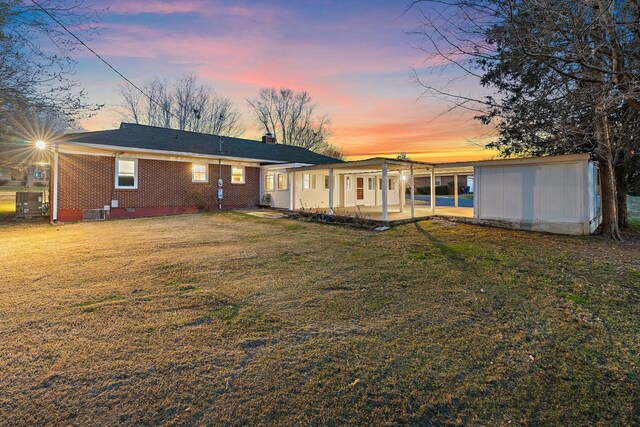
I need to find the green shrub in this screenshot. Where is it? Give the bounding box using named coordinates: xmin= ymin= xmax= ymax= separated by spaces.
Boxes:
xmin=415 ymin=185 xmax=450 ymax=196
xmin=435 ymin=185 xmax=449 ymax=195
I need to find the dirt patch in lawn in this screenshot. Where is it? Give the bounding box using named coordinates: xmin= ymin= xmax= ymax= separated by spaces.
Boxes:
xmin=0 ymin=212 xmax=638 ymax=425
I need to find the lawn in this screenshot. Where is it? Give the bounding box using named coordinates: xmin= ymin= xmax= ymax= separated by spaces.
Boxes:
xmin=0 ymin=197 xmax=13 ymax=218
xmin=0 ymin=213 xmax=639 ymax=426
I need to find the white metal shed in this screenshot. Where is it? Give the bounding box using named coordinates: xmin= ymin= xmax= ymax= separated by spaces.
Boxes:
xmin=471 ymin=154 xmax=600 ymax=235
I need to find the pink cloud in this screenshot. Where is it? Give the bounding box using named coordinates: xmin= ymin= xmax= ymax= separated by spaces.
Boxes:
xmin=106 ymin=0 xmax=280 ymax=19
xmin=75 ymin=2 xmax=494 ymax=162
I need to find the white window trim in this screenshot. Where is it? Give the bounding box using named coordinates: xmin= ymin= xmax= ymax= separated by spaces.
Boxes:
xmin=311 ymin=174 xmax=317 ymax=190
xmin=231 ymin=166 xmax=245 ymax=185
xmin=346 ymin=176 xmax=352 ymax=191
xmin=115 ymin=158 xmax=138 ymax=189
xmin=303 ymin=173 xmax=310 ymax=190
xmin=192 ymin=163 xmax=208 ymax=183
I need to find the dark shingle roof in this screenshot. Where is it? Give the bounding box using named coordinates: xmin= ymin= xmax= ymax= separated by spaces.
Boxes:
xmin=64 ymin=123 xmax=341 ymax=165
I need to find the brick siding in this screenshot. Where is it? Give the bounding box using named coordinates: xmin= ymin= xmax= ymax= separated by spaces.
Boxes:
xmin=56 ymin=153 xmax=260 ymax=221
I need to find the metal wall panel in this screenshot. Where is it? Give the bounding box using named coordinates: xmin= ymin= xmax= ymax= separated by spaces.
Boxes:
xmin=476 ymin=161 xmax=586 ymax=225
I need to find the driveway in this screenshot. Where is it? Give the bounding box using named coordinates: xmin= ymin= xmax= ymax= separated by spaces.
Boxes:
xmin=407 ymin=195 xmax=474 ymax=208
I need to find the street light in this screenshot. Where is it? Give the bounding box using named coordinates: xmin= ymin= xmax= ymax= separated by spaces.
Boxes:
xmin=35 ymin=140 xmax=46 ymax=150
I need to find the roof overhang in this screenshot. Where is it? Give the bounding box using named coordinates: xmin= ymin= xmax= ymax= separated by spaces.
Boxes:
xmin=286 ymin=157 xmax=436 ymax=173
xmin=58 ymin=141 xmax=289 ymax=165
xmin=434 ymin=153 xmax=591 ymax=169
xmin=284 ymin=154 xmax=591 ymax=175
xmin=262 ymin=162 xmax=312 ymax=169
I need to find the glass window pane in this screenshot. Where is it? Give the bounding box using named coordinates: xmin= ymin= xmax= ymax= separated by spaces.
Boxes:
xmin=266 ymin=174 xmax=274 ymax=190
xmin=118 ymin=175 xmax=135 ymax=187
xmin=193 ymin=164 xmax=207 ymax=182
xmin=231 ymin=166 xmax=244 ymax=183
xmin=118 ymin=160 xmax=135 ymax=175
xmin=277 ymin=174 xmax=287 ymax=190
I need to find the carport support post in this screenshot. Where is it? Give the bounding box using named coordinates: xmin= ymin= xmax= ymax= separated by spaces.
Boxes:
xmin=454 ymin=174 xmax=459 ymax=208
xmin=430 ymin=168 xmax=436 ymax=213
xmin=289 ymin=171 xmax=296 ymax=210
xmin=399 ymin=172 xmax=404 ymax=213
xmin=382 ymin=161 xmax=388 ymax=221
xmin=410 ymin=165 xmax=415 ymax=218
xmin=328 ymin=168 xmax=334 ymax=215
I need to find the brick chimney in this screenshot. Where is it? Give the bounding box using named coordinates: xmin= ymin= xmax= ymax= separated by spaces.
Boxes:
xmin=262 ymin=132 xmax=276 ymax=144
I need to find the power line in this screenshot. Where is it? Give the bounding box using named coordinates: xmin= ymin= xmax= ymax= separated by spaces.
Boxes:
xmin=30 ymin=0 xmax=184 ymax=123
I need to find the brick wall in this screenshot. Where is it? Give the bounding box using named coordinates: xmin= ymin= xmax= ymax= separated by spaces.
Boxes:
xmin=56 ymin=153 xmax=260 ymax=221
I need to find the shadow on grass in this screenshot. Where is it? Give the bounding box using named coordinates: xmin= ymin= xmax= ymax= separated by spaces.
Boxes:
xmin=413 ymin=221 xmax=468 ymax=263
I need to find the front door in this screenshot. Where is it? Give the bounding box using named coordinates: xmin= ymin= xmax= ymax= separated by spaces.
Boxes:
xmin=356 ymin=177 xmax=364 ymax=204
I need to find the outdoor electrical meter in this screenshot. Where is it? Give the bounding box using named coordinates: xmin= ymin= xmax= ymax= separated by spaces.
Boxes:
xmin=218 ymin=188 xmax=223 ymax=200
xmin=218 ymin=178 xmax=223 ymax=187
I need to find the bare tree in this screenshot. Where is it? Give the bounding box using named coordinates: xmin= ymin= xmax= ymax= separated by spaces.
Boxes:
xmin=1 ymin=0 xmax=101 ymax=181
xmin=409 ymin=0 xmax=640 ymax=239
xmin=0 ymin=0 xmax=103 ymax=131
xmin=247 ymin=88 xmax=339 ymax=157
xmin=118 ymin=74 xmax=244 ymax=137
xmin=119 ymin=83 xmax=143 ymax=125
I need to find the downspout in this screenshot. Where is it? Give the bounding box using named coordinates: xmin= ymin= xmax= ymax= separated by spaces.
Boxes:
xmin=218 ymin=159 xmax=222 ymax=210
xmin=52 ymin=144 xmax=59 ymax=223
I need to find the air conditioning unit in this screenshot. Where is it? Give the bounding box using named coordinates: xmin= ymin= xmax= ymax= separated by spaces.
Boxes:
xmin=261 ymin=193 xmax=273 ymax=207
xmin=82 ymin=209 xmax=106 ymax=221
xmin=15 ymin=192 xmax=49 ymax=218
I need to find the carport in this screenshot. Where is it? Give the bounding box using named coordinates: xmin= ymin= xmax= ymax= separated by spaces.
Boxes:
xmin=266 ymin=153 xmax=600 ymax=235
xmin=285 ymin=158 xmax=474 ymax=221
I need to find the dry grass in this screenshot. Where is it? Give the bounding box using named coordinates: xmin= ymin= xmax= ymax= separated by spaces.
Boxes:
xmin=0 ymin=197 xmax=13 ymax=218
xmin=0 ymin=213 xmax=639 ymax=426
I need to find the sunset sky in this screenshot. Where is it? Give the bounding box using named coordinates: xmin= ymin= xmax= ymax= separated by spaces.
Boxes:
xmin=71 ymin=0 xmax=498 ymax=162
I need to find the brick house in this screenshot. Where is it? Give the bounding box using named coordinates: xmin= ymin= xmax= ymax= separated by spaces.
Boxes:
xmin=51 ymin=123 xmax=338 ymax=222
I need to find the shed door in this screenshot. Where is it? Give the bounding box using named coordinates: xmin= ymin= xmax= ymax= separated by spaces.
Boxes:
xmin=356 ymin=177 xmax=364 ymax=201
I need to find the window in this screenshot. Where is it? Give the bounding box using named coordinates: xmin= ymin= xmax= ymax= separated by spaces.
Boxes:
xmin=311 ymin=174 xmax=317 ymax=189
xmin=324 ymin=175 xmax=330 ymax=190
xmin=231 ymin=166 xmax=245 ymax=184
xmin=277 ymin=173 xmax=288 ymax=190
xmin=346 ymin=176 xmax=351 ymax=190
xmin=303 ymin=173 xmax=310 ymax=190
xmin=265 ymin=174 xmax=275 ymax=191
xmin=368 ymin=177 xmax=375 ymax=190
xmin=192 ymin=164 xmax=208 ymax=182
xmin=435 ymin=176 xmax=442 ymax=186
xmin=389 ymin=179 xmax=395 ymax=191
xmin=115 ymin=159 xmax=137 ymax=189
xmin=379 ymin=178 xmax=383 ymax=190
